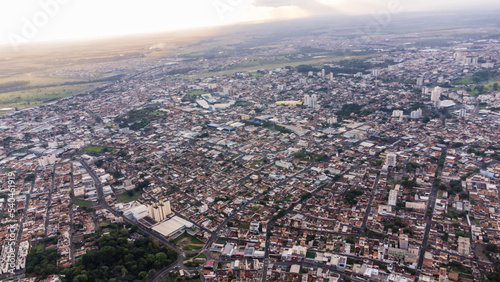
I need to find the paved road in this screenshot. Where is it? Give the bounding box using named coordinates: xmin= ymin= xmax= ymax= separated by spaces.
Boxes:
xmin=77 ymin=158 xmax=188 ymax=281
xmin=415 ymin=149 xmax=446 ymax=282
xmin=361 ymin=174 xmax=380 ymax=233
xmin=44 ymin=164 xmax=57 ymax=247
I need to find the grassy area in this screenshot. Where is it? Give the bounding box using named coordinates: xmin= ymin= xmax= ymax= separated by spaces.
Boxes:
xmin=0 ymin=82 xmax=101 ymax=108
xmin=82 ymin=145 xmax=117 ymax=153
xmin=250 ymin=158 xmax=267 ymax=167
xmin=238 ymin=222 xmax=250 ymax=230
xmin=189 ymin=90 xmax=208 ymax=96
xmin=117 ymin=191 xmax=143 ymax=203
xmin=182 ymin=245 xmax=203 ymax=251
xmin=182 ymin=54 xmax=376 ymax=79
xmin=172 ymin=232 xmax=204 ymax=245
xmin=456 ymin=77 xmax=473 ymax=85
xmin=32 ymin=243 xmax=44 ymax=253
xmin=72 ymin=198 xmax=94 ymax=208
xmin=250 ymin=72 xmax=264 ymax=78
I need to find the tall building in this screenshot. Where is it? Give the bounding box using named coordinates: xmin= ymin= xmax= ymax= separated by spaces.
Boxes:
xmin=321 ymin=69 xmax=325 ymax=78
xmin=416 ymin=77 xmax=424 ymax=86
xmin=388 ymin=189 xmax=398 ymax=206
xmin=431 ymin=86 xmax=442 ymax=102
xmin=310 ymin=94 xmax=318 ymax=108
xmin=38 ymin=154 xmax=57 ymax=167
xmin=457 ymin=237 xmax=470 ymax=256
xmin=399 ymin=234 xmax=409 ymax=250
xmin=303 ymin=94 xmax=310 ymax=107
xmin=460 ymin=108 xmax=466 ymax=118
xmin=410 ymin=108 xmax=422 ymax=119
xmin=386 ymin=153 xmax=397 ymax=167
xmin=148 ymin=199 xmax=172 ymax=222
xmin=329 ymin=72 xmax=334 ymax=81
xmin=392 ymin=110 xmax=404 ymax=118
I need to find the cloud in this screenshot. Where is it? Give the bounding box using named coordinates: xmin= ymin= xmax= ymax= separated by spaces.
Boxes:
xmin=252 ymin=0 xmax=340 ymax=16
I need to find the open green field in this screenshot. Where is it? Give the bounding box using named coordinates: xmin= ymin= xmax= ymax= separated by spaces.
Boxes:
xmin=82 ymin=145 xmax=117 ymax=153
xmin=117 ymin=191 xmax=143 ymax=203
xmin=72 ymin=198 xmax=94 ymax=208
xmin=182 ymin=54 xmax=376 ymax=79
xmin=189 ymin=90 xmax=208 ymax=96
xmin=0 ymin=82 xmax=100 ymax=108
xmin=172 ymin=232 xmax=204 ymax=245
xmin=173 ymin=232 xmax=204 ymax=251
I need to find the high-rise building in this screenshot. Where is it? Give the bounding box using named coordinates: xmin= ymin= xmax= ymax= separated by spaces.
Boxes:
xmin=148 ymin=199 xmax=172 ymax=222
xmin=460 ymin=108 xmax=466 ymax=118
xmin=416 ymin=77 xmax=424 ymax=86
xmin=304 ymin=94 xmax=310 ymax=107
xmin=327 ymin=116 xmax=338 ymax=124
xmin=388 ymin=189 xmax=398 ymax=206
xmin=392 ymin=110 xmax=404 ymax=118
xmin=311 ymin=94 xmax=318 ymax=108
xmin=399 ymin=234 xmax=409 ymax=250
xmin=329 ymin=72 xmax=334 ymax=81
xmin=410 ymin=108 xmax=422 ymax=119
xmin=386 ymin=153 xmax=397 ymax=167
xmin=321 ymin=69 xmax=325 ymax=78
xmin=431 ymin=86 xmax=442 ymax=101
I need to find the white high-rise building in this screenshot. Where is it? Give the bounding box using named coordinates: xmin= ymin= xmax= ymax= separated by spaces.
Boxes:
xmin=329 ymin=72 xmax=334 ymax=81
xmin=460 ymin=108 xmax=466 ymax=118
xmin=386 ymin=153 xmax=397 ymax=167
xmin=304 ymin=94 xmax=310 ymax=107
xmin=38 ymin=154 xmax=57 ymax=167
xmin=410 ymin=108 xmax=422 ymax=119
xmin=310 ymin=94 xmax=318 ymax=108
xmin=327 ymin=116 xmax=338 ymax=124
xmin=148 ymin=199 xmax=172 ymax=222
xmin=392 ymin=110 xmax=404 ymax=118
xmin=388 ymin=189 xmax=398 ymax=206
xmin=321 ymin=69 xmax=325 ymax=77
xmin=431 ymin=86 xmax=442 ymax=102
xmin=416 ymin=77 xmax=424 ymax=86
xmin=399 ymin=234 xmax=409 ymax=250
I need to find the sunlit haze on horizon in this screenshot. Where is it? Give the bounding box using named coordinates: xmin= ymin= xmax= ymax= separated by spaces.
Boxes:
xmin=1 ymin=0 xmax=500 ymax=48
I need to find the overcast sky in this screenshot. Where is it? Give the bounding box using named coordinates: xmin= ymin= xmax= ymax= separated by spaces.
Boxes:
xmin=1 ymin=0 xmax=499 ymax=48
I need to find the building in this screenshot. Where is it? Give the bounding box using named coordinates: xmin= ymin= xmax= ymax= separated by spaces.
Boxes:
xmin=405 ymin=202 xmax=427 ymax=210
xmin=312 ymin=94 xmax=318 ymax=108
xmin=416 ymin=77 xmax=424 ymax=86
xmin=392 ymin=110 xmax=404 ymax=118
xmin=431 ymin=86 xmax=442 ymax=102
xmin=460 ymin=108 xmax=466 ymax=118
xmin=250 ymin=222 xmax=260 ymax=233
xmin=410 ymin=108 xmax=422 ymax=119
xmin=327 ymin=116 xmax=338 ymax=124
xmin=388 ymin=189 xmax=398 ymax=206
xmin=399 ymin=234 xmax=409 ymax=250
xmin=304 ymin=94 xmax=310 ymax=107
xmin=152 ymin=216 xmax=194 ymax=238
xmin=38 ymin=154 xmax=57 ymax=167
xmin=386 ymin=153 xmax=397 ymax=167
xmin=457 ymin=236 xmax=470 ymax=256
xmin=275 ymin=100 xmax=303 ymax=106
xmin=148 ymin=199 xmax=172 ymax=222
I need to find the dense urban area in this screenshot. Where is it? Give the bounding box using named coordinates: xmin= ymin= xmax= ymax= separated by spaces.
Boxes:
xmin=1 ymin=20 xmax=500 ymax=282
